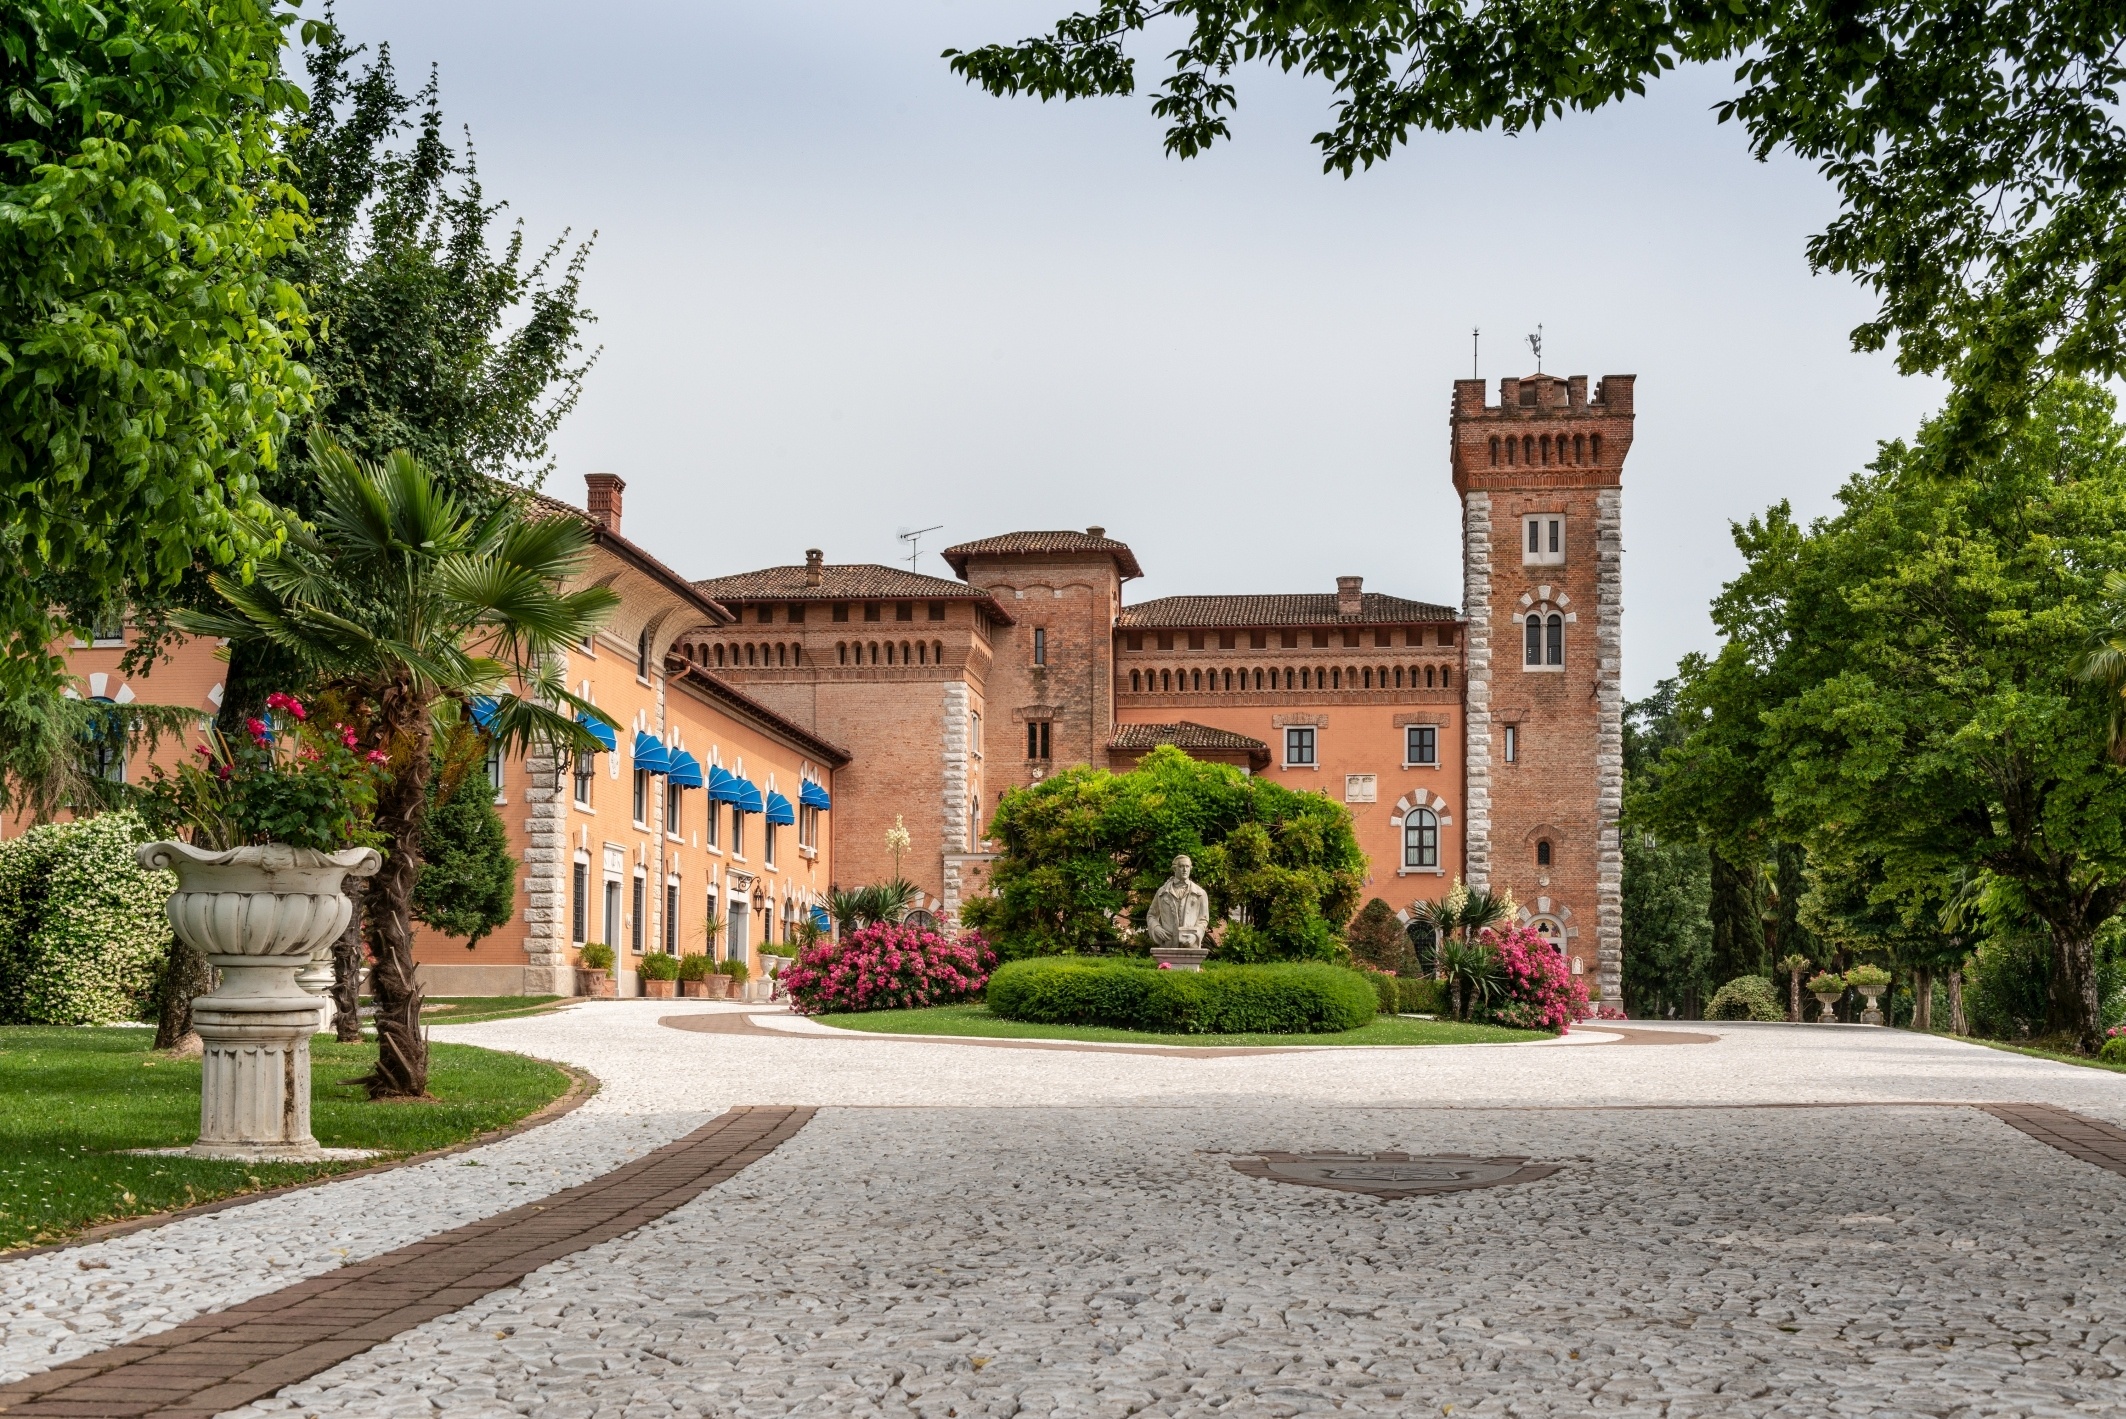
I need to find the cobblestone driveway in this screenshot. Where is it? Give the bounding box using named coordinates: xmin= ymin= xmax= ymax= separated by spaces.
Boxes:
xmin=13 ymin=1009 xmax=2126 ymax=1417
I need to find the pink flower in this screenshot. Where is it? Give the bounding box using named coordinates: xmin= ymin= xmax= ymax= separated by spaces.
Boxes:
xmin=365 ymin=749 xmax=388 ymax=765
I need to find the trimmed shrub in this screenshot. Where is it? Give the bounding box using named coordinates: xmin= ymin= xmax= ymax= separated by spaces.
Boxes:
xmin=1396 ymin=977 xmax=1447 ymax=1015
xmin=637 ymin=951 xmax=679 ymax=981
xmin=579 ymin=942 xmax=614 ymax=971
xmin=2101 ymin=1030 xmax=2126 ymax=1065
xmin=676 ymin=953 xmax=715 ymax=982
xmin=0 ymin=811 xmax=174 ymax=1025
xmin=1707 ymin=974 xmax=1786 ymax=1022
xmin=782 ymin=922 xmax=994 ymax=1015
xmin=1358 ymin=968 xmax=1399 ymax=1014
xmin=985 ymin=957 xmax=1376 ymax=1035
xmin=719 ymin=958 xmax=750 ymax=983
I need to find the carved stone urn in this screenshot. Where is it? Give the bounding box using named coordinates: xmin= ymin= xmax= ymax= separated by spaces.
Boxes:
xmin=138 ymin=841 xmax=383 ymax=1160
xmin=1812 ymin=990 xmax=1844 ymax=1024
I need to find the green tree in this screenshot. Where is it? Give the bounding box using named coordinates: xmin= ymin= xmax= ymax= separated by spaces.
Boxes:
xmin=1655 ymin=380 xmax=2126 ymax=1051
xmin=963 ymin=745 xmax=1365 ymax=960
xmin=1345 ymin=897 xmax=1406 ymax=972
xmin=1 ymin=0 xmax=317 ymax=699
xmin=411 ymin=737 xmax=516 ymax=947
xmin=178 ymin=441 xmax=617 ymax=1096
xmin=1620 ymin=678 xmax=1713 ymax=1016
xmin=949 ymin=1 xmax=2126 ymax=456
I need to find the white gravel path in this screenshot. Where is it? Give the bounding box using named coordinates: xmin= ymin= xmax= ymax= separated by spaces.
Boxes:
xmin=9 ymin=1004 xmax=2126 ymax=1415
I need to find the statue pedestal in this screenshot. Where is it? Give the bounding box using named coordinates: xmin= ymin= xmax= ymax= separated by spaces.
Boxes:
xmin=193 ymin=963 xmax=333 ymax=1160
xmin=1151 ymin=947 xmax=1209 ymax=972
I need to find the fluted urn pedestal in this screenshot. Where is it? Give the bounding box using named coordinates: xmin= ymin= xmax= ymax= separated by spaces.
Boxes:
xmin=139 ymin=842 xmax=383 ymax=1161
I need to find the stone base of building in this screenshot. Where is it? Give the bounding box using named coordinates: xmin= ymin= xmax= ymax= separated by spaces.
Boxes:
xmin=414 ymin=963 xmax=557 ymax=997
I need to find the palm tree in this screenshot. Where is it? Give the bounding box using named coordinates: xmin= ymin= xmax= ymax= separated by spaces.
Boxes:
xmin=2074 ymin=570 xmax=2126 ymax=757
xmin=180 ymin=441 xmax=618 ymax=1097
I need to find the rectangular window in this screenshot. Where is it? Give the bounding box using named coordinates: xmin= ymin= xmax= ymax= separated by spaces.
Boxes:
xmin=896 ymin=602 xmax=914 ymax=621
xmin=704 ymin=799 xmax=720 ymax=849
xmin=572 ymin=862 xmax=588 ymax=944
xmin=928 ymin=602 xmax=946 ymax=621
xmin=90 ymin=613 xmax=125 ymax=646
xmin=833 ymin=603 xmax=850 ymax=621
xmin=485 ymin=740 xmax=505 ymax=799
xmin=636 ymin=633 xmax=651 ymax=679
xmin=1547 ymin=615 xmax=1563 ymax=666
xmin=764 ymin=822 xmax=778 ymax=869
xmin=665 ymin=883 xmax=679 ymax=953
xmin=631 ymin=875 xmax=646 ymax=954
xmin=1033 ymin=628 xmax=1047 ymax=665
xmin=788 ymin=603 xmax=806 ymax=623
xmin=732 ymin=810 xmax=745 ymax=858
xmin=970 ymin=710 xmax=982 ymax=756
xmin=666 ymin=785 xmax=682 ymax=838
xmin=1285 ymin=726 xmax=1316 ymax=767
xmin=1504 ymin=725 xmax=1519 ymax=763
xmin=573 ymin=751 xmax=594 ymax=807
xmin=633 ymin=768 xmax=648 ymax=825
xmin=864 ymin=602 xmax=881 ymax=621
xmin=603 ymin=878 xmax=621 ymax=948
xmin=1522 ymin=515 xmax=1565 ymax=566
xmin=1027 ymin=720 xmax=1050 ymax=760
xmin=799 ymin=802 xmax=818 ymax=849
xmin=1406 ymin=725 xmax=1438 ymax=766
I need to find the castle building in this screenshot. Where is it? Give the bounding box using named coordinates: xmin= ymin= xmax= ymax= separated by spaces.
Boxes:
xmin=22 ymin=372 xmax=1630 ymax=1004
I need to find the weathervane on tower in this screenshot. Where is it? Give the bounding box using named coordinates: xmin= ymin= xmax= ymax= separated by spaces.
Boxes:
xmin=1527 ymin=324 xmax=1544 ymax=373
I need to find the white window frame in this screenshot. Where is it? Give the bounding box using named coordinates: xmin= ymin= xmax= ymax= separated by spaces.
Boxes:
xmin=1503 ymin=724 xmax=1519 ymax=763
xmin=485 ymin=740 xmax=506 ymax=803
xmin=1522 ymin=609 xmax=1566 ymax=673
xmin=1403 ymin=807 xmax=1440 ymax=869
xmin=1404 ymin=725 xmax=1439 ymax=768
xmin=1284 ymin=725 xmax=1317 ymax=769
xmin=1521 ymin=514 xmax=1565 ymax=567
xmin=632 ymin=767 xmax=650 ymax=827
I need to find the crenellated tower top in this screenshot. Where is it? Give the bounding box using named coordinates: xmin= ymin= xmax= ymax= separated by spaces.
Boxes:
xmin=1450 ymin=373 xmax=1635 ymax=497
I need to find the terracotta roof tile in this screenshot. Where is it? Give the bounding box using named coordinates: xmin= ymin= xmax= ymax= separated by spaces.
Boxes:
xmin=1118 ymin=592 xmax=1457 ymax=629
xmin=1109 ymin=721 xmax=1269 ymax=753
xmin=691 ymin=564 xmax=1015 ymax=624
xmin=942 ymin=530 xmax=1144 ymax=580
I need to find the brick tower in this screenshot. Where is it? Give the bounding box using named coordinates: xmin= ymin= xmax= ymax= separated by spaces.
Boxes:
xmin=1450 ymin=373 xmax=1634 ymax=1006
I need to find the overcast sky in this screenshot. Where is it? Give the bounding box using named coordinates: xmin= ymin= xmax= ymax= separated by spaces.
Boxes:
xmin=329 ymin=0 xmax=1946 ymax=696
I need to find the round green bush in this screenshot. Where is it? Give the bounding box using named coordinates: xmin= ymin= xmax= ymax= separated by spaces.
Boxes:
xmin=1707 ymin=974 xmax=1787 ymax=1022
xmin=0 ymin=811 xmax=173 ymax=1025
xmin=637 ymin=951 xmax=680 ymax=981
xmin=2100 ymin=1034 xmax=2126 ymax=1066
xmin=578 ymin=943 xmax=615 ymax=971
xmin=985 ymin=957 xmax=1376 ymax=1035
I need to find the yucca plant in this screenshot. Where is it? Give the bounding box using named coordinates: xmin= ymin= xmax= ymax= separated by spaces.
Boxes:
xmin=178 ymin=439 xmax=619 ymax=1097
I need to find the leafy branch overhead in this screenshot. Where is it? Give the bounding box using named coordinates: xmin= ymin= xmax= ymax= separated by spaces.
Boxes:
xmin=947 ymin=0 xmax=2126 ymax=446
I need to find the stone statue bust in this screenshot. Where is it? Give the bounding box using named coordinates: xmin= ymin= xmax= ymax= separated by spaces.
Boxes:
xmin=1146 ymin=854 xmax=1211 ymax=953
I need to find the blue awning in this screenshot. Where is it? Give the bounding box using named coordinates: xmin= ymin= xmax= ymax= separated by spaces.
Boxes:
xmin=810 ymin=905 xmax=831 ymax=932
xmin=576 ymin=713 xmax=617 ymax=752
xmin=632 ymin=731 xmax=671 ymax=775
xmin=470 ymin=696 xmax=501 ymax=729
xmin=706 ymin=764 xmax=743 ymax=803
xmin=666 ymin=749 xmax=703 ymax=789
xmin=798 ymin=779 xmax=832 ymax=811
xmin=765 ymin=790 xmax=795 ymax=826
xmin=731 ymin=777 xmax=765 ymax=815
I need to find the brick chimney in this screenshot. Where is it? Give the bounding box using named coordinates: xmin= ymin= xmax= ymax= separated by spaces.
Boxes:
xmin=1086 ymin=525 xmax=1105 ymax=539
xmin=805 ymin=548 xmax=824 ymax=587
xmin=1336 ymin=575 xmax=1364 ymax=618
xmin=584 ymin=473 xmax=625 ymax=534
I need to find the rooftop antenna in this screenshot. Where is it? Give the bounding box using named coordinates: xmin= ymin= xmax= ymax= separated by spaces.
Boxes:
xmin=1472 ymin=326 xmax=1480 ymax=379
xmin=1527 ymin=324 xmax=1544 ymax=374
xmin=898 ymin=524 xmax=943 ymax=573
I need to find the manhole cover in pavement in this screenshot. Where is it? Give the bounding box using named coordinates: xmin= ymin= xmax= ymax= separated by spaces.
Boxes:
xmin=1231 ymin=1151 xmax=1562 ymax=1198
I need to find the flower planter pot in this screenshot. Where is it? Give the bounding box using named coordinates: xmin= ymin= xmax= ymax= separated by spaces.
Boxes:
xmin=644 ymin=978 xmax=676 ymax=999
xmin=1812 ymin=991 xmax=1843 ymax=1023
xmin=679 ymin=979 xmax=712 ymax=999
xmin=138 ymin=841 xmax=382 ymax=1161
xmin=576 ymin=967 xmax=615 ymax=999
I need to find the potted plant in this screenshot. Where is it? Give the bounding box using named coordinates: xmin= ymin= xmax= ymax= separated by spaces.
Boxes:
xmin=719 ymin=957 xmax=750 ymax=1000
xmin=1846 ymin=964 xmax=1892 ymax=1025
xmin=639 ymin=950 xmax=680 ymax=999
xmin=1807 ymin=971 xmax=1846 ymax=1023
xmin=677 ymin=953 xmax=718 ymax=998
xmin=137 ymin=697 xmax=385 ymax=1159
xmin=578 ymin=943 xmax=617 ymax=998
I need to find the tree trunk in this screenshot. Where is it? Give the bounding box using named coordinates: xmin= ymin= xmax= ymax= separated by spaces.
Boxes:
xmin=359 ymin=711 xmax=436 ymax=1099
xmin=1913 ymin=967 xmax=1933 ymax=1032
xmin=153 ymin=936 xmax=209 ymax=1052
xmin=334 ymin=877 xmax=367 ymax=1044
xmin=2045 ymin=924 xmax=2103 ymax=1054
xmin=1948 ymin=966 xmax=1967 ymax=1035
xmin=1787 ymin=967 xmax=1802 ymax=1023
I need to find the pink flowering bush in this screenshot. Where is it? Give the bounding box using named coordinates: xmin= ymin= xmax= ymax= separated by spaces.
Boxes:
xmin=1475 ymin=924 xmax=1589 ymax=1033
xmin=781 ymin=922 xmax=996 ymax=1015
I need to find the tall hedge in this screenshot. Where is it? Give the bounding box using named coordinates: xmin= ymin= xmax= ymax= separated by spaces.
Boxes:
xmin=986 ymin=957 xmax=1376 ymax=1034
xmin=0 ymin=812 xmax=174 ymax=1024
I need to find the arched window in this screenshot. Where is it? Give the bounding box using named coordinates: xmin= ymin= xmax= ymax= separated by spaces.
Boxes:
xmin=1403 ymin=808 xmax=1439 ymax=869
xmin=1525 ymin=614 xmax=1542 ymax=666
xmin=1393 ymin=667 xmax=1403 ymax=688
xmin=1530 ymin=916 xmax=1565 ymax=948
xmin=792 ymin=644 xmax=802 ymax=667
xmin=1255 ymin=668 xmax=1265 ymax=690
xmin=1540 ymin=433 xmax=1551 ymax=465
xmin=934 ymin=641 xmax=943 ymax=663
xmin=901 ymin=641 xmax=912 ymax=663
xmin=1489 ymin=436 xmax=1500 ymax=466
xmin=838 ymin=642 xmax=848 ymax=665
xmin=742 ymin=644 xmax=753 ymax=666
xmin=1300 ymin=668 xmax=1310 ymax=690
xmin=637 ymin=631 xmax=650 ymax=678
xmin=714 ymin=644 xmax=726 ymax=667
xmin=1590 ymin=433 xmax=1602 ymax=464
xmin=1131 ymin=670 xmax=1141 ymax=692
xmin=1442 ymin=667 xmax=1451 ymax=689
xmin=1574 ymin=433 xmax=1586 ymax=464
xmin=1523 ymin=434 xmax=1535 ymax=464
xmin=1425 ymin=665 xmax=1435 ymax=688
xmin=1191 ymin=669 xmax=1201 ymax=690
xmin=1161 ymin=669 xmax=1172 ymax=691
xmin=1222 ymin=668 xmax=1232 ymax=691
xmin=869 ymin=641 xmax=879 ymax=664
xmin=918 ymin=641 xmax=927 ymax=665
xmin=1362 ymin=668 xmax=1371 ymax=689
xmin=1536 ymin=839 xmax=1552 ymax=867
xmin=776 ymin=644 xmax=786 ymax=666
xmin=1547 ymin=613 xmax=1563 ymax=666
xmin=1331 ymin=668 xmax=1341 ymax=689
xmin=1505 ymin=436 xmax=1516 ymax=466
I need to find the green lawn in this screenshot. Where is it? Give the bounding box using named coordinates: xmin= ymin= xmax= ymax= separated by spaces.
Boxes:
xmin=812 ymin=1002 xmax=1549 ymax=1047
xmin=0 ymin=1027 xmax=573 ymax=1252
xmin=1965 ymin=1037 xmax=2126 ymax=1074
xmin=416 ymin=995 xmax=572 ymax=1025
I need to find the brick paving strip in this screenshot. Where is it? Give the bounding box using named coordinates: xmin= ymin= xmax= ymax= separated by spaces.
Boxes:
xmin=1978 ymin=1102 xmax=2126 ymax=1180
xmin=0 ymin=1106 xmax=813 ymax=1419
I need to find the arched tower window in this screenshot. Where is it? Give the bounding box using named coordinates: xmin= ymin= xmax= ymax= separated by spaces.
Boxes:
xmin=1536 ymin=839 xmax=1552 ymax=867
xmin=1547 ymin=613 xmax=1563 ymax=666
xmin=1525 ymin=613 xmax=1542 ymax=666
xmin=1489 ymin=436 xmax=1500 ymax=466
xmin=1590 ymin=433 xmax=1602 ymax=464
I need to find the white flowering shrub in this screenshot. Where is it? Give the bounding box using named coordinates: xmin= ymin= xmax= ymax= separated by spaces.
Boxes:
xmin=0 ymin=812 xmax=175 ymax=1024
